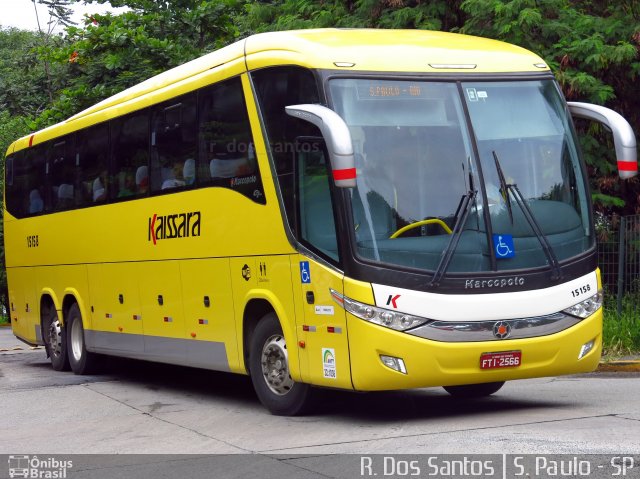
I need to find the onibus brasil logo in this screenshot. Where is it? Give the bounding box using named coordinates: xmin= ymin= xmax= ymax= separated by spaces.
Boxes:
xmin=8 ymin=455 xmax=72 ymax=478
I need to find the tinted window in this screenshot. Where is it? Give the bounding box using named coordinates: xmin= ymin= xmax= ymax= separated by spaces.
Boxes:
xmin=111 ymin=111 xmax=149 ymax=201
xmin=49 ymin=137 xmax=77 ymax=211
xmin=198 ymin=77 xmax=264 ymax=204
xmin=251 ymin=66 xmax=321 ymax=224
xmin=7 ymin=145 xmax=48 ymax=218
xmin=150 ymin=94 xmax=197 ymax=193
xmin=76 ymin=123 xmax=109 ymax=206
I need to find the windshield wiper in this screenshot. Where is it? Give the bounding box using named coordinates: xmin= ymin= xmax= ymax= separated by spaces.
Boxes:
xmin=491 ymin=151 xmax=563 ymax=281
xmin=429 ymin=189 xmax=477 ymax=288
xmin=492 ymin=151 xmax=514 ymax=224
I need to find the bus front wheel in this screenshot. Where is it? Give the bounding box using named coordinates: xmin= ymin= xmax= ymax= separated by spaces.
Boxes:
xmin=44 ymin=308 xmax=70 ymax=371
xmin=249 ymin=313 xmax=313 ymax=416
xmin=66 ymin=303 xmax=100 ymax=375
xmin=443 ymin=381 xmax=505 ymax=398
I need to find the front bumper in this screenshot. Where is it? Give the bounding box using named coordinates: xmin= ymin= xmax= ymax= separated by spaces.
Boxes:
xmin=348 ymin=308 xmax=602 ymax=391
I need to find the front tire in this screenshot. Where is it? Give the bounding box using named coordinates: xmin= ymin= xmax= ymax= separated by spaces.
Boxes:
xmin=443 ymin=381 xmax=505 ymax=398
xmin=44 ymin=308 xmax=70 ymax=371
xmin=249 ymin=313 xmax=313 ymax=415
xmin=66 ymin=303 xmax=100 ymax=375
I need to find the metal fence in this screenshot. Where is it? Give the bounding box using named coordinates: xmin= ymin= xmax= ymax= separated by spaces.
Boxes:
xmin=596 ymin=214 xmax=640 ymax=315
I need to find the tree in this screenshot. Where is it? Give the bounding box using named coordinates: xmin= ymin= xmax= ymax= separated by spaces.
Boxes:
xmin=29 ymin=0 xmax=242 ymax=129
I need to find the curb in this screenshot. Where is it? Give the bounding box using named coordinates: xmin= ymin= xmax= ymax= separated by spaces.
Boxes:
xmin=597 ymin=360 xmax=640 ymax=373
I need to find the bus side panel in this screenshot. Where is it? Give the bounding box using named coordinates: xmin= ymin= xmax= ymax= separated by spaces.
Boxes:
xmin=8 ymin=267 xmax=40 ymax=345
xmin=139 ymin=261 xmax=186 ymax=362
xmin=292 ymin=256 xmax=352 ymax=390
xmin=230 ymin=255 xmax=303 ymax=380
xmin=86 ymin=263 xmax=144 ymax=353
xmin=181 ymin=258 xmax=236 ymax=372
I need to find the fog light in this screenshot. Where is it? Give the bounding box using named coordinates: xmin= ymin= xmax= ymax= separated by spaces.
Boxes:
xmin=380 ymin=355 xmax=407 ymax=374
xmin=578 ymin=339 xmax=595 ymax=359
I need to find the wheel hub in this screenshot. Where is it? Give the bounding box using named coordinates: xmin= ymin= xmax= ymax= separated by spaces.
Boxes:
xmin=261 ymin=334 xmax=294 ymax=396
xmin=48 ymin=318 xmax=63 ymax=358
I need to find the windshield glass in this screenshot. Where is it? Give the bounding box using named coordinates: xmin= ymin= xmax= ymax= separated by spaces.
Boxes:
xmin=329 ymin=78 xmax=593 ymax=274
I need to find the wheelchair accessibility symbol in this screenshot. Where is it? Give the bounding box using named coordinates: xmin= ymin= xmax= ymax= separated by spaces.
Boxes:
xmin=300 ymin=261 xmax=311 ymax=284
xmin=493 ymin=234 xmax=515 ymax=259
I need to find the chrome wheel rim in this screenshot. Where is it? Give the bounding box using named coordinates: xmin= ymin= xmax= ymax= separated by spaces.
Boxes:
xmin=261 ymin=334 xmax=294 ymax=396
xmin=48 ymin=317 xmax=63 ymax=359
xmin=70 ymin=317 xmax=83 ymax=362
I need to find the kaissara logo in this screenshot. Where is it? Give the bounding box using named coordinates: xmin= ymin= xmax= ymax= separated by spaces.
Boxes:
xmin=148 ymin=211 xmax=201 ymax=245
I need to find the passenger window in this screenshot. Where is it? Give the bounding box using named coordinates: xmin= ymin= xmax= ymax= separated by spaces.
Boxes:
xmin=6 ymin=151 xmax=29 ymax=218
xmin=49 ymin=137 xmax=77 ymax=211
xmin=150 ymin=94 xmax=197 ymax=192
xmin=25 ymin=145 xmax=48 ymax=215
xmin=111 ymin=111 xmax=149 ymax=200
xmin=198 ymin=77 xmax=264 ymax=204
xmin=76 ymin=123 xmax=109 ymax=206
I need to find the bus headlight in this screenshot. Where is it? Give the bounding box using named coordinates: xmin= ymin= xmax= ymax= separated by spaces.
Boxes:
xmin=330 ymin=289 xmax=428 ymax=331
xmin=563 ymin=290 xmax=603 ymax=319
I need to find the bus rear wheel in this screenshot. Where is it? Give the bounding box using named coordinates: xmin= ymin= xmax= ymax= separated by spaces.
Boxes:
xmin=443 ymin=381 xmax=505 ymax=398
xmin=249 ymin=313 xmax=313 ymax=416
xmin=44 ymin=308 xmax=70 ymax=371
xmin=67 ymin=303 xmax=100 ymax=375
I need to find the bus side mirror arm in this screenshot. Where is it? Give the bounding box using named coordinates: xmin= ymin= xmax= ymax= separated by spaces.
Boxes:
xmin=285 ymin=104 xmax=356 ymax=187
xmin=568 ymin=101 xmax=638 ymax=179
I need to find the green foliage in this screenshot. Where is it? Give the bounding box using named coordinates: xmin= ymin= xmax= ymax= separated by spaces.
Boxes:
xmin=602 ymin=295 xmax=640 ymax=357
xmin=29 ymin=0 xmax=242 ymax=130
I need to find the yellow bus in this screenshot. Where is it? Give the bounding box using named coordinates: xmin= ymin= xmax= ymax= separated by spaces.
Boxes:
xmin=4 ymin=29 xmax=637 ymax=415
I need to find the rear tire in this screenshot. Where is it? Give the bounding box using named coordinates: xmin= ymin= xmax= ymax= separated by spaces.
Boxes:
xmin=443 ymin=381 xmax=505 ymax=398
xmin=67 ymin=303 xmax=100 ymax=375
xmin=44 ymin=308 xmax=70 ymax=371
xmin=249 ymin=313 xmax=313 ymax=415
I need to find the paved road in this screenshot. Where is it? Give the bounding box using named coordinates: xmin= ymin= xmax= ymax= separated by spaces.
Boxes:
xmin=1 ymin=326 xmax=639 ymax=460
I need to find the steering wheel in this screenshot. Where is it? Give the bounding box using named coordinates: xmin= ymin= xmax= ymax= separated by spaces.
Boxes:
xmin=390 ymin=218 xmax=452 ymax=239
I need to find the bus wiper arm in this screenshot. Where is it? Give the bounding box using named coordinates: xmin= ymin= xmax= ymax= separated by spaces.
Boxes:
xmin=429 ymin=189 xmax=477 ymax=288
xmin=492 ymin=151 xmax=513 ymax=224
xmin=491 ymin=151 xmax=563 ymax=281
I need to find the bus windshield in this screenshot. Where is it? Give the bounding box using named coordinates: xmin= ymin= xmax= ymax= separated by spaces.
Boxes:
xmin=329 ymin=78 xmax=593 ymax=274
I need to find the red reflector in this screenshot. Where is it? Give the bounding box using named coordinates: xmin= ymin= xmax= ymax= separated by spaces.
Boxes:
xmin=303 ymin=325 xmax=310 ymax=331
xmin=333 ymin=168 xmax=356 ymax=181
xmin=28 ymin=135 xmax=34 ymax=147
xmin=327 ymin=326 xmax=335 ymax=333
xmin=618 ymin=161 xmax=638 ymax=172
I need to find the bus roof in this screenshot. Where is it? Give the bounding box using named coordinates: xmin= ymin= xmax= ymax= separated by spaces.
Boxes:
xmin=8 ymin=29 xmax=549 ymax=154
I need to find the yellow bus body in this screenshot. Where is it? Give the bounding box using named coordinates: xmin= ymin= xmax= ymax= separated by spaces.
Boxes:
xmin=4 ymin=29 xmax=604 ymax=411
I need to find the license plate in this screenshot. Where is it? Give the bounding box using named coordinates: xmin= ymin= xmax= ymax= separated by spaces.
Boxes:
xmin=480 ymin=351 xmax=522 ymax=370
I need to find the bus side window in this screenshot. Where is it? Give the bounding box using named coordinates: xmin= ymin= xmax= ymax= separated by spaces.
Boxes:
xmin=297 ymin=143 xmax=339 ymax=261
xmin=150 ymin=94 xmax=197 ymax=193
xmin=49 ymin=137 xmax=77 ymax=211
xmin=251 ymin=66 xmax=321 ymax=226
xmin=24 ymin=145 xmax=48 ymax=215
xmin=111 ymin=111 xmax=149 ymax=200
xmin=76 ymin=123 xmax=109 ymax=207
xmin=5 ymin=151 xmax=29 ymax=218
xmin=198 ymin=77 xmax=264 ymax=203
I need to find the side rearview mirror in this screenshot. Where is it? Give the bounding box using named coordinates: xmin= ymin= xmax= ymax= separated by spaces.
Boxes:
xmin=285 ymin=104 xmax=356 ymax=187
xmin=568 ymin=102 xmax=638 ymax=180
